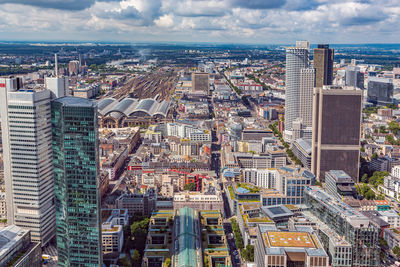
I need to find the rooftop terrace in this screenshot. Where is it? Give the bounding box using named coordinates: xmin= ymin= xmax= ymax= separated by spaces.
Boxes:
xmin=265 ymin=232 xmax=316 ymax=248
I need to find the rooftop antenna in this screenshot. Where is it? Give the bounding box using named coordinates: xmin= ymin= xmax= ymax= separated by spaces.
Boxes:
xmin=55 ymin=53 xmax=59 ymax=77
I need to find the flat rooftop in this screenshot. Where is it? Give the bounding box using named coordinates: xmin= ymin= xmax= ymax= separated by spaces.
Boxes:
xmin=265 ymin=231 xmax=316 ymax=248
xmin=304 ymin=186 xmax=369 ymax=226
xmin=54 ymin=96 xmax=96 ymax=107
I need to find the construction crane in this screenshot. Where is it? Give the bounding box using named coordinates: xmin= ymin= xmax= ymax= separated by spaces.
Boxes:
xmin=167 ymin=169 xmax=210 ymax=192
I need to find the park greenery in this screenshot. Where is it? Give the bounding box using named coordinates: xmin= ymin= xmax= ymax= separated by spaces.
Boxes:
xmin=362 ymin=106 xmax=379 ymax=117
xmin=357 ymin=183 xmax=376 ymax=200
xmin=361 ymin=171 xmax=389 ymax=188
xmin=230 ymin=218 xmax=244 ymax=250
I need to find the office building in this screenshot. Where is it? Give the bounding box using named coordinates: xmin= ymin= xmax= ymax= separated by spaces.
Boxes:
xmin=284 ymin=41 xmax=310 ymax=141
xmin=0 ymin=77 xmax=55 ymax=246
xmin=304 ymin=186 xmax=380 ymax=266
xmin=313 ymin=44 xmax=334 ymax=88
xmin=255 ymin=224 xmax=329 ymax=267
xmin=52 ymin=96 xmax=102 ymax=266
xmin=115 ymin=190 xmax=156 ymax=216
xmin=367 ymin=77 xmax=394 ymax=105
xmin=392 ymin=166 xmax=400 ymax=179
xmin=299 ymin=68 xmax=315 ymax=128
xmin=292 ymin=138 xmax=312 ymax=170
xmin=345 ymin=65 xmax=364 ymax=89
xmin=173 ymin=191 xmax=224 ymax=212
xmin=45 ymin=76 xmax=69 ymax=98
xmin=0 ymin=225 xmax=42 ymax=267
xmin=68 ymin=60 xmax=80 ymax=76
xmin=325 ymin=170 xmax=357 ymax=199
xmin=370 ymin=156 xmax=400 ymax=173
xmin=200 ymin=210 xmax=231 ymax=267
xmin=312 ymin=86 xmax=362 ymax=182
xmin=192 ymin=72 xmax=210 ymax=94
xmin=142 ymin=210 xmax=174 ymax=267
xmin=101 ymin=209 xmax=128 ymax=254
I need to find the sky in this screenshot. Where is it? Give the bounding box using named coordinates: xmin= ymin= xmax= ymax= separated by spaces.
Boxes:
xmin=0 ymin=0 xmax=399 ymax=44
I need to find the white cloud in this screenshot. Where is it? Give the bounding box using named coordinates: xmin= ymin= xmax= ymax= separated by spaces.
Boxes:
xmin=155 ymin=14 xmax=174 ymax=28
xmin=0 ymin=0 xmax=398 ymax=43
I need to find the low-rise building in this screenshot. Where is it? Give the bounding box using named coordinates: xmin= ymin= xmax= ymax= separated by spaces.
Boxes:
xmin=102 ymin=146 xmax=128 ymax=180
xmin=200 ymin=210 xmax=231 ymax=267
xmin=173 ymin=191 xmax=223 ymax=212
xmin=370 ymin=156 xmax=400 ymax=173
xmin=325 ymin=170 xmax=357 ymax=199
xmin=142 ymin=210 xmax=174 ymax=267
xmin=73 ymin=83 xmax=100 ymax=98
xmin=0 ymin=225 xmax=42 ymax=267
xmin=115 ymin=190 xmax=156 ymax=216
xmin=101 ymin=209 xmax=128 ymax=254
xmin=378 ymin=210 xmax=400 ymax=228
xmin=255 ymin=224 xmax=329 ymax=267
xmin=236 ymin=204 xmax=274 ymax=246
xmin=292 ymin=138 xmax=312 ymax=170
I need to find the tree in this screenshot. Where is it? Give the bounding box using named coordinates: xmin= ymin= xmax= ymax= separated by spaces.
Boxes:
xmin=241 ymin=244 xmax=255 ymax=262
xmin=369 ymin=171 xmax=389 ymax=188
xmin=231 ymin=218 xmax=244 ymax=250
xmin=184 ymin=183 xmax=197 ymax=191
xmin=118 ymin=256 xmax=131 ymax=267
xmin=361 ymin=174 xmax=369 ymax=183
xmin=393 ymin=246 xmax=400 ymax=257
xmin=372 ymin=153 xmax=379 ymax=159
xmin=132 ymin=249 xmax=140 ymax=262
xmin=389 ymin=120 xmax=400 ymax=135
xmin=365 ymin=189 xmax=376 ymax=200
xmin=360 ymin=183 xmax=371 ymax=196
xmin=386 ymin=134 xmax=396 ymax=145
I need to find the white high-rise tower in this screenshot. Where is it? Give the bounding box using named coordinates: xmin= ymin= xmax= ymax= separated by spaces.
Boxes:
xmin=0 ymin=77 xmax=55 ymax=246
xmin=284 ymin=41 xmax=312 ymax=142
xmin=45 ymin=53 xmax=69 ymax=99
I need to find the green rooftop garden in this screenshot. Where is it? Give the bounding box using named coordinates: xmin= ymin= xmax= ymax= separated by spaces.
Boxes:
xmin=236 ymin=183 xmax=260 ymax=193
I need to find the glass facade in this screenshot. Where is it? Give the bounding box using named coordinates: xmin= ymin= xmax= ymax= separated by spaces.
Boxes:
xmin=304 ymin=187 xmax=380 ymax=266
xmin=51 ymin=97 xmax=102 ymax=267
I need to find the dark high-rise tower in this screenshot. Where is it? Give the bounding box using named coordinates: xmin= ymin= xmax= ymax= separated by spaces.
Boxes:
xmin=312 ymin=86 xmax=362 ymax=182
xmin=313 ymin=44 xmax=334 ymax=88
xmin=52 ymin=96 xmax=102 ymax=266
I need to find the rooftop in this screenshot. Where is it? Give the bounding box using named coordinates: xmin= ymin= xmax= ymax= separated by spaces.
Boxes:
xmin=304 ymin=186 xmax=370 ymax=227
xmin=0 ymin=225 xmax=30 ymax=260
xmin=53 ymin=96 xmax=96 ymax=107
xmin=262 ymin=205 xmax=294 ymax=219
xmin=265 ymin=231 xmax=316 ymax=248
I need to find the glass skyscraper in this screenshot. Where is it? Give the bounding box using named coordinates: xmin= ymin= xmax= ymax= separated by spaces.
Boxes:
xmin=51 ymin=96 xmax=102 ymax=266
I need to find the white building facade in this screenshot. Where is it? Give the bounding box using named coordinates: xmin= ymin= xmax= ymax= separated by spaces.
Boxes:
xmin=0 ymin=77 xmax=55 ymax=246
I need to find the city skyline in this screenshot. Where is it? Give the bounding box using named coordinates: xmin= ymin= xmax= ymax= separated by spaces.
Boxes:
xmin=0 ymin=0 xmax=399 ymax=43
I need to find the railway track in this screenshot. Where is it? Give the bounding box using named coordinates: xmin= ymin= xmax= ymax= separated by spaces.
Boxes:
xmin=109 ymin=67 xmax=180 ymax=101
